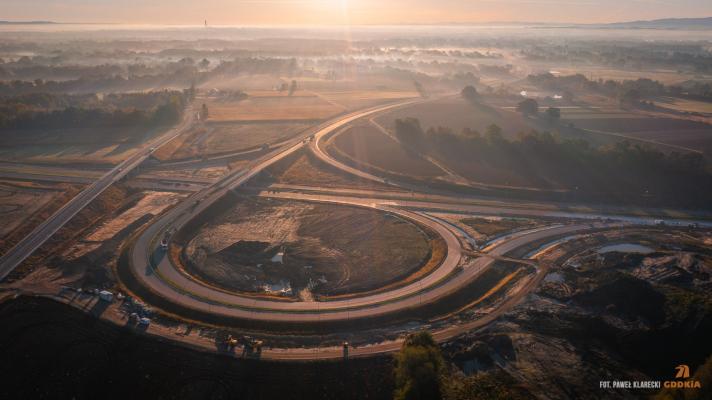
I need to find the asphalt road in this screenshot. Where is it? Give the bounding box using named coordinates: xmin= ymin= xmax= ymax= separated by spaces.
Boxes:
xmin=265 ymin=189 xmax=712 ymax=229
xmin=0 ymin=106 xmax=196 ymax=281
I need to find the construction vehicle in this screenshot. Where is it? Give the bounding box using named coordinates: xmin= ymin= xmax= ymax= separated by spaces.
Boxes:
xmin=253 ymin=339 xmax=263 ymax=351
xmin=343 ymin=341 xmax=350 ymax=359
xmin=226 ymin=335 xmax=238 ymax=349
xmin=98 ymin=290 xmax=114 ymax=302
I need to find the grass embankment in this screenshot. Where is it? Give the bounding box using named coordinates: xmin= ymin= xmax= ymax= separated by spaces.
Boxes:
xmin=460 ymin=217 xmax=539 ymax=239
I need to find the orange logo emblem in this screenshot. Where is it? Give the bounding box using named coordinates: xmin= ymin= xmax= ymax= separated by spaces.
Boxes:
xmin=675 ymin=365 xmax=690 ymax=379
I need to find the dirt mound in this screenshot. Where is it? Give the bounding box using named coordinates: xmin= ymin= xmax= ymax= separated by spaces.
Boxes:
xmin=573 ymin=273 xmax=667 ymax=325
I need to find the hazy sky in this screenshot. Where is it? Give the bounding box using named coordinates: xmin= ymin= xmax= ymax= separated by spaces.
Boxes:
xmin=3 ymin=0 xmax=712 ymax=25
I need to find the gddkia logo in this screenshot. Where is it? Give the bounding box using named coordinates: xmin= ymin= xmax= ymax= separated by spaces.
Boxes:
xmin=665 ymin=364 xmax=701 ymax=389
xmin=675 ymin=364 xmax=690 ymax=379
xmin=599 ymin=364 xmax=702 ymax=390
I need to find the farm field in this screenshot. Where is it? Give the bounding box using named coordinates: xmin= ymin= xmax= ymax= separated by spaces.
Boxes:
xmin=375 ymin=97 xmax=534 ymax=139
xmin=330 ymin=124 xmax=444 ymax=179
xmin=561 ymin=108 xmax=712 ymax=155
xmin=544 ymin=65 xmax=692 ymax=85
xmin=0 ymin=162 xmax=104 ymax=180
xmin=287 ymin=73 xmax=434 ymax=93
xmin=203 ymin=94 xmax=343 ymax=122
xmin=0 ymin=127 xmax=159 ymax=165
xmin=653 ymin=96 xmax=712 ymax=116
xmin=312 ymin=90 xmax=419 ymax=110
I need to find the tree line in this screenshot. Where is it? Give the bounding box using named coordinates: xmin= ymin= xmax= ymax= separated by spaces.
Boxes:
xmin=0 ymin=90 xmax=189 ymax=130
xmin=527 ymin=73 xmax=712 ymax=103
xmin=0 ymin=56 xmax=300 ymax=97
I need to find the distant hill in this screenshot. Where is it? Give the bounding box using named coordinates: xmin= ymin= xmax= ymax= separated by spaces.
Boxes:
xmin=0 ymin=21 xmax=56 ymax=25
xmin=602 ymin=17 xmax=712 ymax=29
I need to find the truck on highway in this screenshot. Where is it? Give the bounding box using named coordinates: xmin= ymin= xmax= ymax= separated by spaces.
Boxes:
xmin=160 ymin=231 xmax=171 ymax=250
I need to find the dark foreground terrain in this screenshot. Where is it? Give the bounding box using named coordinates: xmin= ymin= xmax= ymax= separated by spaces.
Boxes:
xmin=3 ymin=229 xmax=712 ymax=400
xmin=0 ymin=296 xmax=393 ymax=400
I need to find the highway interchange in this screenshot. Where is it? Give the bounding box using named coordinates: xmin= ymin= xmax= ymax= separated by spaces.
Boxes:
xmin=3 ymin=97 xmax=712 ymax=360
xmin=122 ymin=98 xmax=711 ymax=359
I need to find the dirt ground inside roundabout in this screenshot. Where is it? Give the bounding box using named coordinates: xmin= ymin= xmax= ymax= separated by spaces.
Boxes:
xmin=181 ymin=196 xmax=438 ymax=298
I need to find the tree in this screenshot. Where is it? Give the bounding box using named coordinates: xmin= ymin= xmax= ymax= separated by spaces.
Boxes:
xmin=516 ymin=98 xmax=539 ymax=116
xmin=394 ymin=331 xmax=444 ymax=400
xmin=394 ymin=118 xmax=425 ymax=145
xmin=485 ymin=124 xmax=503 ymax=143
xmin=152 ymin=99 xmax=182 ymax=125
xmin=619 ymin=88 xmax=641 ymax=107
xmin=414 ymin=80 xmax=428 ymax=98
xmin=562 ymin=90 xmax=574 ymax=103
xmin=461 ymin=127 xmax=481 ymax=138
xmin=200 ymin=103 xmax=209 ymax=120
xmin=461 ymin=85 xmax=479 ymax=103
xmin=545 ymin=107 xmax=561 ymax=121
xmin=186 ymin=82 xmax=196 ymax=100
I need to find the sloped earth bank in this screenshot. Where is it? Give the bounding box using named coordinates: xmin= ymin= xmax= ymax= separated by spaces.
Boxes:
xmin=6 ymin=189 xmax=185 ymax=291
xmin=183 ymin=195 xmax=434 ymax=297
xmin=444 ymin=228 xmax=712 ymax=400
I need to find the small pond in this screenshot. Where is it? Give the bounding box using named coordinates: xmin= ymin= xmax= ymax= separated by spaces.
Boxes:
xmin=597 ymin=243 xmax=654 ymax=254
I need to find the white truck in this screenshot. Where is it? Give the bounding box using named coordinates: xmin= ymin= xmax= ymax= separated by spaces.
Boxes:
xmin=98 ymin=290 xmax=114 ymax=302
